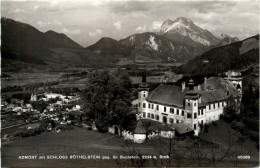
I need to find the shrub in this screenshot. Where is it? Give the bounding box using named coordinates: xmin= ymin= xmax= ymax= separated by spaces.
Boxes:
xmin=56 ymin=125 xmax=73 ymax=131
xmin=87 ymin=127 xmax=92 ymax=130
xmin=14 ymin=127 xmax=45 ymax=138
xmin=203 ymin=124 xmax=209 ymax=133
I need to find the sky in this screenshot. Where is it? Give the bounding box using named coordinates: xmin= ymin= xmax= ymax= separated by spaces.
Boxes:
xmin=1 ymin=0 xmax=259 ymax=47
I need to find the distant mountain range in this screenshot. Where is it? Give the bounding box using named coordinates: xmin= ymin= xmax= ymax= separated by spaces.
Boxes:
xmin=2 ymin=17 xmax=254 ymax=68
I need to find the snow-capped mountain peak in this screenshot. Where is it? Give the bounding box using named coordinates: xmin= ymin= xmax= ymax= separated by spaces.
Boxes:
xmin=160 ymin=19 xmax=174 ymax=32
xmin=159 ymin=17 xmax=219 ymax=46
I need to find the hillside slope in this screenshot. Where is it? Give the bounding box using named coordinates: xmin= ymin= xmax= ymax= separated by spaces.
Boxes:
xmin=178 ymin=35 xmax=259 ymax=75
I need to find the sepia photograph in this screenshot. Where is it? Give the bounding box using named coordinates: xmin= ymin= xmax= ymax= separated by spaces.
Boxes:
xmin=1 ymin=0 xmax=259 ymax=167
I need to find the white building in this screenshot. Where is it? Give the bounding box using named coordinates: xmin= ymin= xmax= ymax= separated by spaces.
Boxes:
xmin=137 ymin=77 xmax=241 ymax=135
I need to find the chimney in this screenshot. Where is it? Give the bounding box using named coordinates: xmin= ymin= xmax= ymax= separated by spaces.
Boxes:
xmin=142 ymin=75 xmax=146 ymax=83
xmin=182 ymin=82 xmax=186 ymax=92
xmin=204 ymin=77 xmax=207 ymax=90
xmin=226 ymin=82 xmax=229 ymax=90
xmin=204 ymin=77 xmax=207 ymax=85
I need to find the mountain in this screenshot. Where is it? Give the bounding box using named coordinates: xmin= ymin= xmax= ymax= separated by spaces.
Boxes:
xmin=85 ymin=37 xmax=131 ymax=56
xmin=119 ymin=17 xmax=221 ymax=62
xmin=1 ymin=17 xmax=86 ymax=65
xmin=177 ymin=35 xmax=259 ymax=75
xmin=159 ymin=17 xmax=219 ymax=46
xmin=119 ymin=32 xmax=199 ymax=62
xmin=216 ymin=33 xmax=239 ymax=47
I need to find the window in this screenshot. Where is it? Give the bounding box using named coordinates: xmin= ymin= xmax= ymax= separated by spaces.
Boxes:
xmin=187 ymin=113 xmax=192 ymax=118
xmin=143 ymin=94 xmax=145 ymax=97
xmin=152 ymin=104 xmax=154 ymax=109
xmin=222 ymin=102 xmax=224 ymax=107
xmin=139 ymin=103 xmax=140 ymax=108
xmin=164 ymin=107 xmax=166 ymax=112
xmin=156 ymin=105 xmax=159 ymax=111
xmin=177 ymin=109 xmax=179 ymax=115
xmin=148 ymin=104 xmax=150 ymax=109
xmin=201 ymin=110 xmax=204 ymax=115
xmin=218 ymin=103 xmax=220 ymax=108
xmin=170 ymin=108 xmax=174 ymax=114
xmin=147 ymin=113 xmax=150 ymax=118
xmin=163 ymin=116 xmax=167 ymax=124
xmin=194 ymin=124 xmax=197 ymax=130
xmin=213 ymin=103 xmax=215 ymax=109
xmin=198 ymin=110 xmax=200 ymax=115
xmin=209 ymin=104 xmax=211 ymax=110
xmin=201 ymin=120 xmax=204 ymax=125
xmin=151 ymin=114 xmax=154 ymax=119
xmin=194 ymin=113 xmax=197 ymax=119
xmin=143 ymin=112 xmax=146 ymax=118
xmin=182 ymin=110 xmax=184 ymax=116
xmin=143 ymin=103 xmax=146 ymax=108
xmin=188 ymin=103 xmax=190 ymax=106
xmin=156 ymin=115 xmax=159 ymax=121
xmin=170 ymin=118 xmax=173 ymax=124
xmin=176 ymin=120 xmax=179 ymax=123
xmin=194 ymin=103 xmax=196 ymax=106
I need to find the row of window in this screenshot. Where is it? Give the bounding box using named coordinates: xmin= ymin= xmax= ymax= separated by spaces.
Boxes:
xmin=198 ymin=109 xmax=204 ymax=116
xmin=143 ymin=112 xmax=183 ymax=124
xmin=142 ymin=102 xmax=185 ymax=116
xmin=143 ymin=112 xmax=206 ymax=130
xmin=143 ymin=112 xmax=159 ymax=121
xmin=208 ymin=102 xmax=225 ymax=110
xmin=187 ymin=99 xmax=197 ymax=107
xmin=187 ymin=113 xmax=197 ymax=119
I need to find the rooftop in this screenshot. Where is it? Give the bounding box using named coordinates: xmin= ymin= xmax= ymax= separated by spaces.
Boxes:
xmin=146 ymin=77 xmax=239 ymax=108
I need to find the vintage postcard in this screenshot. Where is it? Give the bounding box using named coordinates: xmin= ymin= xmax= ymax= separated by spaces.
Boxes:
xmin=1 ymin=0 xmax=259 ymax=167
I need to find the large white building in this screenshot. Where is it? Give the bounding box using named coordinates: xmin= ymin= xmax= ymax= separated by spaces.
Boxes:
xmin=137 ymin=76 xmax=242 ymax=135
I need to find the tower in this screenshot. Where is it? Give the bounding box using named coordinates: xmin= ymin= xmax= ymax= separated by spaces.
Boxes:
xmin=137 ymin=75 xmax=150 ymax=113
xmin=30 ymin=87 xmax=38 ymax=102
xmin=184 ymin=79 xmax=199 ymax=134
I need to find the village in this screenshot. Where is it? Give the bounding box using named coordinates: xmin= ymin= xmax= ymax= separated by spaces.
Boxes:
xmin=1 ymin=91 xmax=84 ymax=141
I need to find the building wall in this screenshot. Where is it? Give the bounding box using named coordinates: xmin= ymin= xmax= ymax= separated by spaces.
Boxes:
xmin=133 ymin=134 xmax=146 ymax=143
xmin=140 ymin=100 xmax=185 ymax=124
xmin=205 ymin=101 xmax=226 ymax=122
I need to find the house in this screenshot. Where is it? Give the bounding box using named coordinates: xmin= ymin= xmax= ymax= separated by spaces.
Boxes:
xmin=137 ymin=76 xmax=241 ymax=135
xmin=224 ymin=70 xmax=242 ymax=93
xmin=133 ymin=120 xmax=147 ymax=143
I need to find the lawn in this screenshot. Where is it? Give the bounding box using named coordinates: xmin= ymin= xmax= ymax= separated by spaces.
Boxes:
xmin=199 ymin=120 xmax=259 ymax=165
xmin=2 ymin=123 xmax=259 ymax=167
xmin=1 ymin=127 xmax=155 ymax=168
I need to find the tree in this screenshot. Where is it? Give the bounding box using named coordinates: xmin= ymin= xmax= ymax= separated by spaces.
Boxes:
xmin=81 ymin=69 xmax=134 ymax=133
xmin=51 ymin=120 xmax=56 ymax=128
xmin=221 ymin=96 xmax=237 ymax=122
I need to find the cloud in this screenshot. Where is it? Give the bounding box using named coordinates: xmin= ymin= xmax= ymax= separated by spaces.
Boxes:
xmin=8 ymin=8 xmax=26 ymax=14
xmin=113 ymin=21 xmax=122 ymax=30
xmin=89 ymin=29 xmax=103 ymax=37
xmin=108 ymin=1 xmax=153 ymax=14
xmin=151 ymin=21 xmax=162 ymax=31
xmin=1 ymin=1 xmax=259 ymax=46
xmin=37 ymin=21 xmax=51 ymax=26
xmin=37 ymin=20 xmax=62 ymax=27
xmin=62 ymin=28 xmax=82 ymax=35
xmin=135 ymin=25 xmax=147 ymax=32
